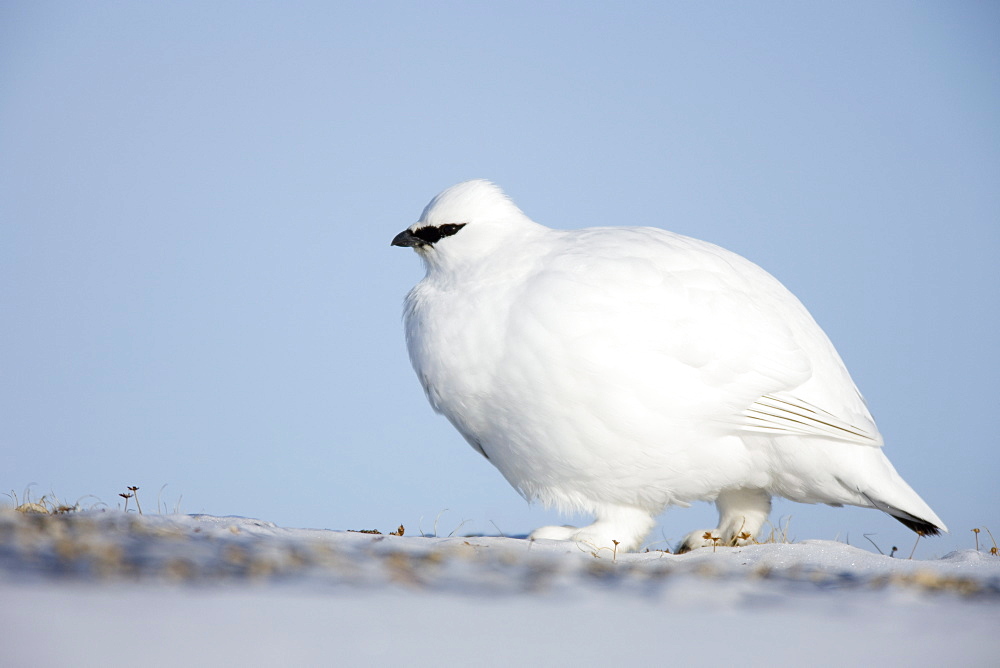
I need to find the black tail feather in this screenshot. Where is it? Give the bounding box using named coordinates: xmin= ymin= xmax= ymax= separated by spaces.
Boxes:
xmin=861 ymin=492 xmax=943 ymax=537
xmin=891 ymin=514 xmax=942 ymax=537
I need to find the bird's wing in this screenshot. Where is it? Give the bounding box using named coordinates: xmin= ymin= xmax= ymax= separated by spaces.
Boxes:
xmin=692 ymin=240 xmax=884 ymax=447
xmin=537 ymin=227 xmax=883 ymax=447
xmin=741 ymin=392 xmax=882 ymax=445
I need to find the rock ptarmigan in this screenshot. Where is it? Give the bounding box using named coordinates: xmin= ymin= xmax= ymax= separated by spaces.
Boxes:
xmin=392 ymin=180 xmax=946 ymax=552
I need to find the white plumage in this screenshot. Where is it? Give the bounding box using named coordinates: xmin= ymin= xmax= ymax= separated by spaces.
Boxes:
xmin=392 ymin=180 xmax=945 ymax=552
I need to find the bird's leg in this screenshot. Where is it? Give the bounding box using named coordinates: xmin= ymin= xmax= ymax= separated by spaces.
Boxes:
xmin=716 ymin=487 xmax=771 ymax=543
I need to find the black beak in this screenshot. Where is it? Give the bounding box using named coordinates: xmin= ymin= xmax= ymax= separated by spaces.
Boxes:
xmin=391 ymin=229 xmax=423 ymax=248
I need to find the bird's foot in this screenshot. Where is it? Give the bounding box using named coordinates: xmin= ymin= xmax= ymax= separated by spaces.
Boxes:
xmin=530 ymin=510 xmax=654 ymax=553
xmin=529 ymin=524 xmax=633 ymax=554
xmin=676 ymin=529 xmax=755 ymax=554
xmin=529 ymin=524 xmax=582 ymax=543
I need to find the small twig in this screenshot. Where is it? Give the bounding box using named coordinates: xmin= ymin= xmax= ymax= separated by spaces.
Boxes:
xmin=489 ymin=520 xmax=507 ymax=538
xmin=119 ymin=492 xmax=132 ymax=513
xmin=128 ymin=486 xmax=142 ymax=515
xmin=982 ymin=527 xmax=998 ymax=556
xmin=432 ymin=509 xmax=450 ymax=538
xmin=778 ymin=515 xmax=792 ymax=544
xmin=447 ymin=519 xmax=470 ymax=537
xmin=909 ymin=532 xmax=924 ymax=560
xmin=157 ymin=484 xmax=169 ymax=514
xmin=973 ymin=528 xmax=981 ymax=551
xmin=612 ymin=539 xmax=619 ymax=562
xmin=733 ymin=518 xmax=747 ymax=546
xmin=863 ymin=533 xmax=884 ymax=555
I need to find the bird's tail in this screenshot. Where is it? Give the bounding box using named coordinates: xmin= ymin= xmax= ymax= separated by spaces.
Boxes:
xmin=861 ymin=491 xmax=947 ymax=536
xmin=832 ymin=443 xmax=948 ymax=536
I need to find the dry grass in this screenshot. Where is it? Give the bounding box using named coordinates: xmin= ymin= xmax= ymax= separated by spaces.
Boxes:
xmin=972 ymin=527 xmax=998 ymax=556
xmin=755 ymin=515 xmax=795 ymax=545
xmin=6 ymin=486 xmax=94 ymax=515
xmin=6 ymin=484 xmax=183 ymax=516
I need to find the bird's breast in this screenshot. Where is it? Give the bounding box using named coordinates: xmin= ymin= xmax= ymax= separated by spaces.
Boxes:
xmin=404 ymin=278 xmax=512 ymax=428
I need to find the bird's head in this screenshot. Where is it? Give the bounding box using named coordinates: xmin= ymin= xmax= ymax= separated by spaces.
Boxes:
xmin=391 ymin=180 xmax=542 ymax=271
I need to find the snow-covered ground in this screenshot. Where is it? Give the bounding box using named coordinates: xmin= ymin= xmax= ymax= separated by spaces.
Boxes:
xmin=1 ymin=511 xmax=997 ymax=666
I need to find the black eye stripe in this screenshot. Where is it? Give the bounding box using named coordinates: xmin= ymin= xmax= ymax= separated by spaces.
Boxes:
xmin=412 ymin=223 xmax=467 ymax=245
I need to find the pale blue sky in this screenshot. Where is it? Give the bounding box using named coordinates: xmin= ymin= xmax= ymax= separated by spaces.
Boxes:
xmin=2 ymin=2 xmax=997 ymax=555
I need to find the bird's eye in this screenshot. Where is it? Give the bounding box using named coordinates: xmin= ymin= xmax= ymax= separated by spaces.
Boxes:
xmin=412 ymin=223 xmax=467 ymax=245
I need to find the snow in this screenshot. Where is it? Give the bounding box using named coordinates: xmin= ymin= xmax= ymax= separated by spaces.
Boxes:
xmin=1 ymin=511 xmax=998 ymax=666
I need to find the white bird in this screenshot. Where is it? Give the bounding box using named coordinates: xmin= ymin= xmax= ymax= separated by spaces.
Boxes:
xmin=392 ymin=179 xmax=946 ymax=552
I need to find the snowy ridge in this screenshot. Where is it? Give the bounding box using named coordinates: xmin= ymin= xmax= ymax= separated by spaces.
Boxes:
xmin=1 ymin=511 xmax=997 ymax=594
